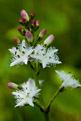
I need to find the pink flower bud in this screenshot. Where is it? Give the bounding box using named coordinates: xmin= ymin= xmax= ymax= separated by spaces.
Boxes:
xmin=22 ymin=17 xmax=27 ymax=22
xmin=32 ymin=20 xmax=36 ymax=25
xmin=21 ymin=10 xmax=27 ymax=17
xmin=13 ymin=38 xmax=20 ymax=44
xmin=44 ymin=34 xmax=54 ymax=46
xmin=21 ymin=9 xmax=29 ymax=21
xmin=25 ymin=31 xmax=33 ymax=42
xmin=8 ymin=82 xmax=18 ymax=89
xmin=30 ymin=12 xmax=34 ymax=18
xmin=18 ymin=27 xmax=23 ymax=33
xmin=19 ymin=18 xmax=23 ymax=23
xmin=36 ymin=20 xmax=40 ymax=26
xmin=39 ymin=29 xmax=47 ymax=38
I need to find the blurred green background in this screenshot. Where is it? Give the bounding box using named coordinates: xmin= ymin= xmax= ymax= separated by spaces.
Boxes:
xmin=0 ymin=0 xmax=81 ymax=121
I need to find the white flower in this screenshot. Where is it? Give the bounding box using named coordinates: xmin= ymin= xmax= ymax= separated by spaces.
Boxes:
xmin=12 ymin=78 xmax=41 ymax=107
xmin=31 ymin=44 xmax=61 ymax=68
xmin=9 ymin=40 xmax=33 ymax=66
xmin=56 ymin=70 xmax=81 ymax=88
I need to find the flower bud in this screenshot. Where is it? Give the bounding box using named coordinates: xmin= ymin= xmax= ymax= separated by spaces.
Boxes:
xmin=30 ymin=12 xmax=34 ymax=19
xmin=39 ymin=29 xmax=47 ymax=38
xmin=36 ymin=20 xmax=40 ymax=27
xmin=18 ymin=27 xmax=23 ymax=33
xmin=8 ymin=82 xmax=22 ymax=90
xmin=19 ymin=18 xmax=23 ymax=24
xmin=21 ymin=9 xmax=27 ymax=17
xmin=44 ymin=34 xmax=54 ymax=46
xmin=32 ymin=20 xmax=36 ymax=25
xmin=13 ymin=38 xmax=20 ymax=44
xmin=25 ymin=31 xmax=33 ymax=42
xmin=21 ymin=9 xmax=29 ymax=21
xmin=8 ymin=82 xmax=18 ymax=89
xmin=31 ymin=20 xmax=36 ymax=29
xmin=22 ymin=17 xmax=27 ymax=22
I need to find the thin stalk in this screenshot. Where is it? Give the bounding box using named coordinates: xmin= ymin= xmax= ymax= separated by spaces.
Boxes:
xmin=44 ymin=112 xmax=50 ymax=121
xmin=34 ymin=73 xmax=40 ymax=87
xmin=33 ymin=61 xmax=45 ymax=109
xmin=48 ymin=86 xmax=62 ymax=108
xmin=35 ymin=61 xmax=40 ymax=87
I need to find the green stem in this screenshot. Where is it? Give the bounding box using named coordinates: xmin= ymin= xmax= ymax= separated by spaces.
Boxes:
xmin=48 ymin=86 xmax=62 ymax=109
xmin=34 ymin=73 xmax=39 ymax=87
xmin=44 ymin=112 xmax=50 ymax=121
xmin=34 ymin=61 xmax=39 ymax=87
xmin=33 ymin=61 xmax=45 ymax=109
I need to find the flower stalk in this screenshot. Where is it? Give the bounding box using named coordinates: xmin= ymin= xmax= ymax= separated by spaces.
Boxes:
xmin=47 ymin=86 xmax=63 ymax=110
xmin=8 ymin=9 xmax=81 ymax=121
xmin=44 ymin=111 xmax=50 ymax=121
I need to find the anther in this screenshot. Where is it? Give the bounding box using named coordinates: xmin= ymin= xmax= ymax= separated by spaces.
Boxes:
xmin=17 ymin=55 xmax=20 ymax=58
xmin=22 ymin=51 xmax=25 ymax=54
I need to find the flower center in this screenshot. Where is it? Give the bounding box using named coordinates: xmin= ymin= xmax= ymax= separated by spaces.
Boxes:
xmin=25 ymin=95 xmax=28 ymax=98
xmin=21 ymin=53 xmax=24 ymax=56
xmin=45 ymin=56 xmax=47 ymax=58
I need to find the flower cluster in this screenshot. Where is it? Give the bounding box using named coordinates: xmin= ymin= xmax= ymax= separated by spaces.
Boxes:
xmin=9 ymin=79 xmax=41 ymax=107
xmin=9 ymin=10 xmax=61 ymax=68
xmin=8 ymin=9 xmax=81 ymax=109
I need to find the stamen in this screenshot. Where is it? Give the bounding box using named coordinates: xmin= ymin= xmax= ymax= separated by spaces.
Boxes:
xmin=23 ymin=46 xmax=26 ymax=49
xmin=22 ymin=51 xmax=25 ymax=54
xmin=15 ymin=51 xmax=17 ymax=55
xmin=16 ymin=47 xmax=18 ymax=50
xmin=17 ymin=55 xmax=20 ymax=58
xmin=41 ymin=49 xmax=44 ymax=51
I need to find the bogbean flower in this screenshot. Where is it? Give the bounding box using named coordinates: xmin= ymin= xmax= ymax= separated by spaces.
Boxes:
xmin=31 ymin=44 xmax=61 ymax=68
xmin=9 ymin=40 xmax=33 ymax=66
xmin=56 ymin=70 xmax=81 ymax=88
xmin=12 ymin=78 xmax=41 ymax=107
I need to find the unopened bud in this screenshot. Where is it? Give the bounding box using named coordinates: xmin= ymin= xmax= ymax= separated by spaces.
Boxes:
xmin=25 ymin=31 xmax=33 ymax=42
xmin=21 ymin=9 xmax=27 ymax=17
xmin=30 ymin=12 xmax=34 ymax=19
xmin=44 ymin=34 xmax=54 ymax=46
xmin=31 ymin=20 xmax=36 ymax=27
xmin=18 ymin=27 xmax=23 ymax=33
xmin=21 ymin=10 xmax=29 ymax=21
xmin=19 ymin=19 xmax=23 ymax=24
xmin=8 ymin=82 xmax=22 ymax=90
xmin=22 ymin=17 xmax=27 ymax=22
xmin=13 ymin=38 xmax=20 ymax=44
xmin=39 ymin=29 xmax=47 ymax=38
xmin=8 ymin=82 xmax=18 ymax=89
xmin=36 ymin=20 xmax=40 ymax=26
